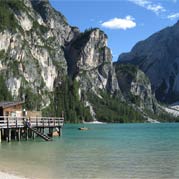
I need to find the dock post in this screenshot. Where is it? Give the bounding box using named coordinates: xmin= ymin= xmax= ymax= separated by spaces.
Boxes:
xmin=14 ymin=129 xmax=17 ymax=141
xmin=5 ymin=129 xmax=9 ymax=142
xmin=8 ymin=129 xmax=11 ymax=142
xmin=1 ymin=129 xmax=4 ymax=140
xmin=59 ymin=127 xmax=62 ymax=136
xmin=49 ymin=128 xmax=53 ymax=137
xmin=32 ymin=131 xmax=35 ymax=140
xmin=18 ymin=129 xmax=21 ymax=141
xmin=29 ymin=128 xmax=32 ymax=139
xmin=0 ymin=129 xmax=1 ymax=143
xmin=26 ymin=128 xmax=28 ymax=140
xmin=5 ymin=129 xmax=7 ymax=141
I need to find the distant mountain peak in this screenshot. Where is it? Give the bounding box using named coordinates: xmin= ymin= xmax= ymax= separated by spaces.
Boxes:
xmin=119 ymin=21 xmax=179 ymax=104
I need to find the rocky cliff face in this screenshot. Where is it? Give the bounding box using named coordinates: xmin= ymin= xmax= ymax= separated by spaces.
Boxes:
xmin=119 ymin=21 xmax=179 ymax=104
xmin=65 ymin=28 xmax=119 ymax=96
xmin=0 ymin=0 xmax=77 ymax=108
xmin=115 ymin=64 xmax=157 ymax=112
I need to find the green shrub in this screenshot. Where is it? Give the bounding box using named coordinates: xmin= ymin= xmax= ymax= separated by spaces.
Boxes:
xmin=0 ymin=1 xmax=23 ymax=32
xmin=87 ymin=91 xmax=145 ymax=123
xmin=42 ymin=76 xmax=92 ymax=122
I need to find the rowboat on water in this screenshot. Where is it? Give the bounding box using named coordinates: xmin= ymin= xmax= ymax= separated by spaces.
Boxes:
xmin=78 ymin=127 xmax=89 ymax=130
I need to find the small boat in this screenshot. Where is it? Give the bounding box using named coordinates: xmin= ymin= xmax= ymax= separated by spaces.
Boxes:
xmin=78 ymin=127 xmax=89 ymax=130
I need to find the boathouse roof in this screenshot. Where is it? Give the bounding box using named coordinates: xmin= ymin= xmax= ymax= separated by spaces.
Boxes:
xmin=0 ymin=101 xmax=24 ymax=108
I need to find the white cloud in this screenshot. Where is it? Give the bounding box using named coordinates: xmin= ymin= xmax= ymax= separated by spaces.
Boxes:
xmin=101 ymin=16 xmax=136 ymax=30
xmin=129 ymin=0 xmax=166 ymax=15
xmin=167 ymin=13 xmax=179 ymax=20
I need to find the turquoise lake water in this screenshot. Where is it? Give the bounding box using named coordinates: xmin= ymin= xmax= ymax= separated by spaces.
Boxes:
xmin=1 ymin=123 xmax=179 ymax=179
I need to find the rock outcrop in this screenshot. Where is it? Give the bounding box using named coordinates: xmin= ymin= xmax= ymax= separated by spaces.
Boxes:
xmin=115 ymin=64 xmax=157 ymax=112
xmin=65 ymin=28 xmax=119 ymax=95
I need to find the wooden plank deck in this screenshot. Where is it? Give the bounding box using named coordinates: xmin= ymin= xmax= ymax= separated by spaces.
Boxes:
xmin=0 ymin=116 xmax=64 ymax=129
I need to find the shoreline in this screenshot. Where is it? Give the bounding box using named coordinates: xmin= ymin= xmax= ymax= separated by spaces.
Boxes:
xmin=0 ymin=171 xmax=26 ymax=179
xmin=83 ymin=120 xmax=105 ymax=124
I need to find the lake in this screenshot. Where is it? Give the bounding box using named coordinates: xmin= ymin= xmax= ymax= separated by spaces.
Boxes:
xmin=0 ymin=123 xmax=179 ymax=178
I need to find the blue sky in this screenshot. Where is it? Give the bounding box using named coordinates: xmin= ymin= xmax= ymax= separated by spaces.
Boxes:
xmin=49 ymin=0 xmax=179 ymax=61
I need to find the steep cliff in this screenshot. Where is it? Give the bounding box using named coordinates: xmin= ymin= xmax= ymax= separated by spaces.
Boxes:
xmin=0 ymin=0 xmax=77 ymax=109
xmin=115 ymin=64 xmax=157 ymax=113
xmin=65 ymin=28 xmax=119 ymax=95
xmin=119 ymin=21 xmax=179 ymax=104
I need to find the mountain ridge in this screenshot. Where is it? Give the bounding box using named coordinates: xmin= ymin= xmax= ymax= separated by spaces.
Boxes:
xmin=119 ymin=20 xmax=179 ymax=104
xmin=0 ymin=0 xmax=174 ymax=122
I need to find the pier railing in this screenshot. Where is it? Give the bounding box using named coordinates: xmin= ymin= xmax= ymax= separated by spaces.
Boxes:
xmin=0 ymin=116 xmax=64 ymax=129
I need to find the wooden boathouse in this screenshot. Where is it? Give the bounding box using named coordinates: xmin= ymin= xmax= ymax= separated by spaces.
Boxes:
xmin=0 ymin=101 xmax=64 ymax=142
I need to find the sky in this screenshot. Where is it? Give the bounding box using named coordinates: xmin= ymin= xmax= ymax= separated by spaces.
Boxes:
xmin=49 ymin=0 xmax=179 ymax=61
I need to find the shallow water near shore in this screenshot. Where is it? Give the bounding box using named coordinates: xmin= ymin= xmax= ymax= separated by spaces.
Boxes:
xmin=1 ymin=123 xmax=179 ymax=179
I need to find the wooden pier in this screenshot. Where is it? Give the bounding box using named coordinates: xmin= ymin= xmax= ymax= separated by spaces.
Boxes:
xmin=0 ymin=116 xmax=64 ymax=142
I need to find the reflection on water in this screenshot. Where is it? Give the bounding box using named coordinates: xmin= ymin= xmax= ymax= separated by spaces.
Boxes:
xmin=1 ymin=123 xmax=179 ymax=179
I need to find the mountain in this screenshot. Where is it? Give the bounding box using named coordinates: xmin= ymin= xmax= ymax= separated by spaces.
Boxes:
xmin=119 ymin=21 xmax=179 ymax=104
xmin=115 ymin=64 xmax=157 ymax=113
xmin=0 ymin=0 xmax=74 ymax=107
xmin=0 ymin=0 xmax=162 ymax=122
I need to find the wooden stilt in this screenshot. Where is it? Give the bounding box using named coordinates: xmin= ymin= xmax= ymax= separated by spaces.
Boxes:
xmin=14 ymin=130 xmax=17 ymax=141
xmin=8 ymin=129 xmax=11 ymax=142
xmin=49 ymin=128 xmax=53 ymax=137
xmin=28 ymin=128 xmax=31 ymax=139
xmin=2 ymin=129 xmax=4 ymax=140
xmin=18 ymin=129 xmax=21 ymax=141
xmin=59 ymin=127 xmax=62 ymax=136
xmin=5 ymin=129 xmax=8 ymax=142
xmin=32 ymin=131 xmax=35 ymax=140
xmin=26 ymin=128 xmax=28 ymax=140
xmin=0 ymin=129 xmax=2 ymax=143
